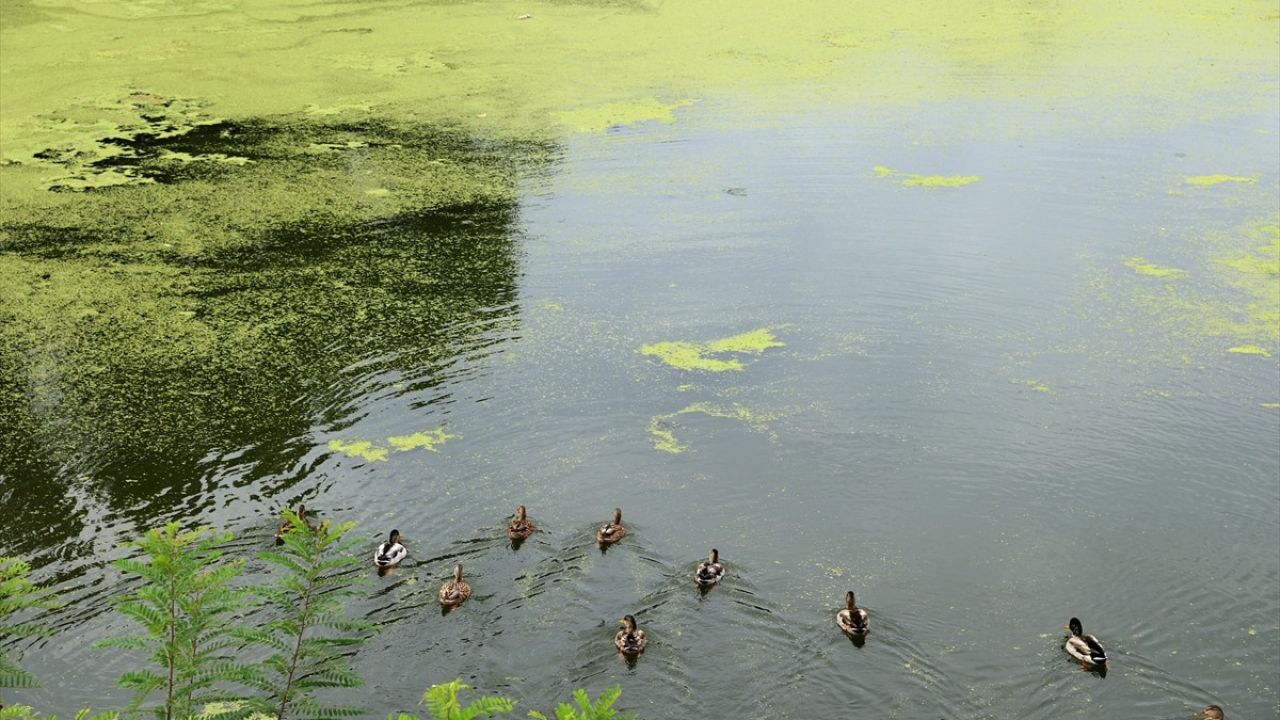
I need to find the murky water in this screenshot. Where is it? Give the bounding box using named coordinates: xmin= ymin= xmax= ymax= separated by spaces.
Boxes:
xmin=3 ymin=2 xmax=1278 ymax=718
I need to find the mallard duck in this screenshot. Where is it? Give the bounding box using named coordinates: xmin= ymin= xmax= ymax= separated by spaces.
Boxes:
xmin=507 ymin=504 xmax=535 ymax=540
xmin=275 ymin=504 xmax=315 ymax=543
xmin=1201 ymin=705 xmax=1224 ymax=720
xmin=836 ymin=591 xmax=869 ymax=635
xmin=596 ymin=507 xmax=626 ymax=545
xmin=1063 ymin=617 xmax=1107 ymax=666
xmin=695 ymin=548 xmax=725 ymax=586
xmin=614 ymin=614 xmax=646 ymax=654
xmin=438 ymin=563 xmax=472 ymax=607
xmin=373 ymin=529 xmax=406 ymax=568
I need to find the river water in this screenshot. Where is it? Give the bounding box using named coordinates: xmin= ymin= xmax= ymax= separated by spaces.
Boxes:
xmin=2 ymin=3 xmax=1278 ymax=718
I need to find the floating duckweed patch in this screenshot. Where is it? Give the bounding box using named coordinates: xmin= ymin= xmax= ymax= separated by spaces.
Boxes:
xmin=554 ymin=98 xmax=695 ymax=133
xmin=1228 ymin=345 xmax=1272 ymax=357
xmin=873 ymin=165 xmax=981 ymax=188
xmin=1184 ymin=175 xmax=1259 ymax=186
xmin=1021 ymin=379 xmax=1056 ymax=395
xmin=641 ymin=328 xmax=784 ymax=372
xmin=327 ymin=439 xmax=388 ymax=462
xmin=648 ymin=401 xmax=780 ymax=452
xmin=1125 ymin=257 xmax=1188 ymax=279
xmin=387 ymin=428 xmax=459 ymax=452
xmin=648 ymin=418 xmax=686 ymax=454
xmin=1262 ymin=403 xmax=1280 ymax=409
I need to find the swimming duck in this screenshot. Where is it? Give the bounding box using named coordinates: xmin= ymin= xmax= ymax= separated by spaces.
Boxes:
xmin=373 ymin=529 xmax=406 ymax=568
xmin=275 ymin=504 xmax=316 ymax=543
xmin=836 ymin=591 xmax=869 ymax=635
xmin=695 ymin=548 xmax=725 ymax=586
xmin=1063 ymin=617 xmax=1107 ymax=666
xmin=507 ymin=504 xmax=535 ymax=540
xmin=438 ymin=563 xmax=472 ymax=607
xmin=596 ymin=507 xmax=626 ymax=545
xmin=614 ymin=614 xmax=646 ymax=654
xmin=1201 ymin=705 xmax=1224 ymax=720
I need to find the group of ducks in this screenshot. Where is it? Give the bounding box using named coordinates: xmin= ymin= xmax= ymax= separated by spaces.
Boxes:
xmin=278 ymin=504 xmax=1228 ymax=718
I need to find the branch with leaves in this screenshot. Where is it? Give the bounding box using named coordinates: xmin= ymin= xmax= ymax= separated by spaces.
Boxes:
xmin=236 ymin=511 xmax=374 ymax=720
xmin=0 ymin=556 xmax=60 ymax=699
xmin=95 ymin=523 xmax=257 ymax=720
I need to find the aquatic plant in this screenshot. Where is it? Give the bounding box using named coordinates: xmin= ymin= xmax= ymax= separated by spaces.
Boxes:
xmin=391 ymin=679 xmax=515 ymax=720
xmin=528 ymin=686 xmax=634 ymax=720
xmin=0 ymin=557 xmax=59 ymax=695
xmin=95 ymin=523 xmax=257 ymax=720
xmin=236 ymin=512 xmax=374 ymax=719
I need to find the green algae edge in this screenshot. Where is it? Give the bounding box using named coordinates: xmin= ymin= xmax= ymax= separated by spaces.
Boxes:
xmin=387 ymin=428 xmax=460 ymax=452
xmin=648 ymin=401 xmax=780 ymax=453
xmin=553 ymin=98 xmax=695 ymax=134
xmin=1184 ymin=175 xmax=1259 ymax=186
xmin=874 ymin=166 xmax=980 ymax=188
xmin=1125 ymin=257 xmax=1188 ymax=279
xmin=1227 ymin=345 xmax=1273 ymax=357
xmin=648 ymin=417 xmax=687 ymax=454
xmin=327 ymin=439 xmax=389 ymax=462
xmin=641 ymin=328 xmax=784 ymax=372
xmin=640 ymin=341 xmax=744 ymax=372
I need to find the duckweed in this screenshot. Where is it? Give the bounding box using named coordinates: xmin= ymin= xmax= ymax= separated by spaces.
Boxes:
xmin=1125 ymin=257 xmax=1188 ymax=279
xmin=327 ymin=439 xmax=389 ymax=462
xmin=641 ymin=329 xmax=784 ymax=372
xmin=387 ymin=428 xmax=460 ymax=452
xmin=874 ymin=166 xmax=981 ymax=188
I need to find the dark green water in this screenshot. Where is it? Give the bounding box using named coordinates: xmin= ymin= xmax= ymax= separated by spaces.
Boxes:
xmin=2 ymin=102 xmax=1278 ymax=718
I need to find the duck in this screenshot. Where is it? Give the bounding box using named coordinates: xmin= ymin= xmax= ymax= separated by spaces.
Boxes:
xmin=1201 ymin=705 xmax=1224 ymax=720
xmin=275 ymin=504 xmax=316 ymax=543
xmin=507 ymin=504 xmax=535 ymax=540
xmin=836 ymin=591 xmax=869 ymax=635
xmin=1063 ymin=617 xmax=1107 ymax=666
xmin=614 ymin=614 xmax=646 ymax=654
xmin=438 ymin=563 xmax=472 ymax=607
xmin=596 ymin=507 xmax=626 ymax=545
xmin=373 ymin=529 xmax=406 ymax=568
xmin=694 ymin=548 xmax=725 ymax=586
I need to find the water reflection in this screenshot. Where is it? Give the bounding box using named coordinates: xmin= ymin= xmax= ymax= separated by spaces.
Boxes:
xmin=0 ymin=116 xmax=545 ymax=557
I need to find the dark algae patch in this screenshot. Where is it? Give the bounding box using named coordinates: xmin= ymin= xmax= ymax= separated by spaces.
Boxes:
xmin=0 ymin=115 xmax=551 ymax=538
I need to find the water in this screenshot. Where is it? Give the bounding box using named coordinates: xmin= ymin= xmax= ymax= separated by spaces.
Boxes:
xmin=2 ymin=72 xmax=1278 ymax=720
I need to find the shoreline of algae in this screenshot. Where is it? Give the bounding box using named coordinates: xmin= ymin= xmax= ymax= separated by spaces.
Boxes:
xmin=641 ymin=328 xmax=784 ymax=372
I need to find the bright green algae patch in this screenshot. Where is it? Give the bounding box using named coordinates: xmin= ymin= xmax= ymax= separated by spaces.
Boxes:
xmin=1185 ymin=175 xmax=1260 ymax=186
xmin=554 ymin=98 xmax=695 ymax=133
xmin=1125 ymin=257 xmax=1188 ymax=279
xmin=328 ymin=440 xmax=389 ymax=462
xmin=641 ymin=329 xmax=784 ymax=372
xmin=1228 ymin=345 xmax=1273 ymax=357
xmin=874 ymin=166 xmax=981 ymax=188
xmin=387 ymin=428 xmax=460 ymax=452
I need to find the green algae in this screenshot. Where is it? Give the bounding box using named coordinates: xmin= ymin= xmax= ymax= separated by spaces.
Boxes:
xmin=641 ymin=328 xmax=784 ymax=372
xmin=1262 ymin=403 xmax=1280 ymax=409
xmin=874 ymin=166 xmax=981 ymax=188
xmin=648 ymin=401 xmax=780 ymax=453
xmin=387 ymin=428 xmax=459 ymax=452
xmin=554 ymin=98 xmax=695 ymax=133
xmin=327 ymin=439 xmax=388 ymax=462
xmin=1228 ymin=345 xmax=1272 ymax=357
xmin=1020 ymin=379 xmax=1056 ymax=395
xmin=1125 ymin=257 xmax=1188 ymax=279
xmin=1185 ymin=174 xmax=1260 ymax=186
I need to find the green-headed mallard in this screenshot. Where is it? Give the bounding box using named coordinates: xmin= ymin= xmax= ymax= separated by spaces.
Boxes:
xmin=438 ymin=563 xmax=472 ymax=607
xmin=596 ymin=507 xmax=626 ymax=545
xmin=373 ymin=529 xmax=406 ymax=568
xmin=508 ymin=504 xmax=535 ymax=540
xmin=1063 ymin=617 xmax=1107 ymax=666
xmin=695 ymin=548 xmax=725 ymax=586
xmin=836 ymin=591 xmax=869 ymax=635
xmin=614 ymin=614 xmax=646 ymax=654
